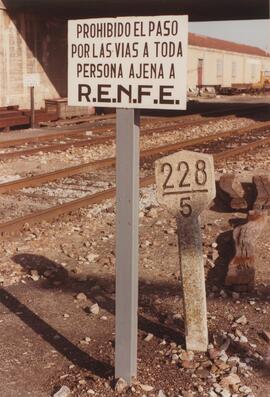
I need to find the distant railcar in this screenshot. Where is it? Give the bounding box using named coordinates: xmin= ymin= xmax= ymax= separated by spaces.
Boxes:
xmin=187 ymin=33 xmax=270 ymax=95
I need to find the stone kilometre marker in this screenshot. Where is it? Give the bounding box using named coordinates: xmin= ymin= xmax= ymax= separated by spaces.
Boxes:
xmin=155 ymin=150 xmax=216 ymax=351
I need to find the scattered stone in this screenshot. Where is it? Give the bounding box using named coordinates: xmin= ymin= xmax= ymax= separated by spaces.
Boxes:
xmin=232 ymin=292 xmax=240 ymax=300
xmin=220 ymin=389 xmax=231 ymax=397
xmin=209 ymin=391 xmax=218 ymax=397
xmin=172 ymin=313 xmax=182 ymax=322
xmin=182 ymin=392 xmax=193 ymax=397
xmin=196 ymin=368 xmax=210 ymax=379
xmin=262 ymin=330 xmax=270 ymax=343
xmin=208 ymin=348 xmax=220 ymax=360
xmin=76 ymin=292 xmax=88 ymax=302
xmin=53 ymin=385 xmax=71 ymax=397
xmin=147 ymin=207 xmax=158 ymax=218
xmin=238 ymin=386 xmax=252 ymax=394
xmin=214 ymin=384 xmax=222 ymax=393
xmin=235 ymin=315 xmax=247 ymax=325
xmin=144 ymin=333 xmax=154 ymax=342
xmin=86 ymin=253 xmax=99 ymax=262
xmin=140 ymin=384 xmax=154 ymax=392
xmin=181 ymin=360 xmax=197 ymax=369
xmin=87 ymin=389 xmax=95 ymax=395
xmin=180 ymin=351 xmax=194 ymax=361
xmin=115 ymin=378 xmax=128 ymax=393
xmin=220 ymin=373 xmax=241 ymax=389
xmin=158 ymin=390 xmax=167 ymax=397
xmin=29 ymin=269 xmax=40 ymax=281
xmin=240 ymin=335 xmax=248 ymax=343
xmin=90 ymin=303 xmax=100 ymax=315
xmin=227 ymin=356 xmax=240 ymax=366
xmin=220 ymin=289 xmax=228 ymax=298
xmin=100 ymin=315 xmax=107 ymax=320
xmin=219 ymin=352 xmax=229 ymax=363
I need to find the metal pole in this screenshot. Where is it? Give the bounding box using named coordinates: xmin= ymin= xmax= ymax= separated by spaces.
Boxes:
xmin=30 ymin=86 xmax=35 ymax=128
xmin=115 ymin=108 xmax=140 ymax=385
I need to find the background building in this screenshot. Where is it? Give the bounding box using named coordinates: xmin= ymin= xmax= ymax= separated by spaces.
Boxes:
xmin=0 ymin=6 xmax=270 ymax=109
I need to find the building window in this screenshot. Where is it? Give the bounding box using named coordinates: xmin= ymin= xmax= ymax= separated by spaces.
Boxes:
xmin=217 ymin=60 xmax=223 ymax=78
xmin=251 ymin=64 xmax=256 ymax=80
xmin=232 ymin=61 xmax=237 ymax=79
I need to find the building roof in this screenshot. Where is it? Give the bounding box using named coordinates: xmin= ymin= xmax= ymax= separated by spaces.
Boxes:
xmin=189 ymin=32 xmax=270 ymax=58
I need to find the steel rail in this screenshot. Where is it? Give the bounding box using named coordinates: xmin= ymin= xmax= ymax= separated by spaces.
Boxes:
xmin=1 ymin=117 xmax=269 ymax=161
xmin=0 ymin=136 xmax=268 ymax=235
xmin=1 ymin=130 xmax=270 ymax=235
xmin=0 ymin=104 xmax=268 ymax=157
xmin=0 ymin=122 xmax=270 ymax=194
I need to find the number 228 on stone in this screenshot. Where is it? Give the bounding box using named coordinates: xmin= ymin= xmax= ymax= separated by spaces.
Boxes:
xmin=155 ymin=151 xmax=216 ymax=216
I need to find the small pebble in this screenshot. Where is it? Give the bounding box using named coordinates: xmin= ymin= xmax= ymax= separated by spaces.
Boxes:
xmin=53 ymin=386 xmax=71 ymax=397
xmin=90 ymin=303 xmax=99 ymax=315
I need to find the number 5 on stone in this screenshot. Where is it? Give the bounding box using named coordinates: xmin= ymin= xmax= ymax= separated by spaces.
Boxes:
xmin=155 ymin=150 xmax=216 ymax=351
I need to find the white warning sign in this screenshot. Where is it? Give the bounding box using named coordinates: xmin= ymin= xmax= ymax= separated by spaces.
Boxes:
xmin=68 ymin=15 xmax=188 ymax=110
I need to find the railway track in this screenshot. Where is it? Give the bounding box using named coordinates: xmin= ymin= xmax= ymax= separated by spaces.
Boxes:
xmin=0 ymin=121 xmax=270 ymax=194
xmin=0 ymin=104 xmax=268 ymax=160
xmin=1 ymin=121 xmax=270 ymax=235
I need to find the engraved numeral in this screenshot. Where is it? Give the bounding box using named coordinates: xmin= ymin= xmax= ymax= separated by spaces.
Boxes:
xmin=162 ymin=162 xmax=174 ymax=189
xmin=180 ymin=196 xmax=192 ymax=217
xmin=178 ymin=161 xmax=190 ymax=188
xmin=195 ymin=160 xmax=207 ymax=186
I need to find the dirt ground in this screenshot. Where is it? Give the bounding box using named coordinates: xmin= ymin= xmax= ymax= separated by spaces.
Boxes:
xmin=1 ymin=177 xmax=270 ymax=397
xmin=1 ymin=98 xmax=270 ymax=397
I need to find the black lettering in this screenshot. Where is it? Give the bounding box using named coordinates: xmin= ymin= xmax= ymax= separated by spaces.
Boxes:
xmin=71 ymin=44 xmax=77 ymax=57
xmin=133 ymin=42 xmax=139 ymax=57
xmin=134 ymin=21 xmax=140 ymax=36
xmin=77 ymin=63 xmax=82 ymax=77
xmin=90 ymin=64 xmax=96 ymax=77
xmin=156 ymin=21 xmax=162 ymax=36
xmin=169 ymin=64 xmax=175 ymax=79
xmin=159 ymin=85 xmax=174 ymax=104
xmin=106 ymin=43 xmax=112 ymax=57
xmin=117 ymin=85 xmax=132 ymax=103
xmin=163 ymin=21 xmax=171 ymax=36
xmin=143 ymin=43 xmax=149 ymax=57
xmin=177 ymin=42 xmax=183 ymax=57
xmin=97 ymin=84 xmax=111 ymax=103
xmin=138 ymin=85 xmax=152 ymax=103
xmin=172 ymin=21 xmax=178 ymax=35
xmin=149 ymin=21 xmax=155 ymax=35
xmin=78 ymin=84 xmax=91 ymax=102
xmin=83 ymin=24 xmax=89 ymax=38
xmin=129 ymin=64 xmax=135 ymax=78
xmin=77 ymin=24 xmax=82 ymax=38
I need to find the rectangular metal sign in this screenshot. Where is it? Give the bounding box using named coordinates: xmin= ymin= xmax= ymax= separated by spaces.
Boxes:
xmin=68 ymin=15 xmax=188 ymax=110
xmin=23 ymin=73 xmax=40 ymax=88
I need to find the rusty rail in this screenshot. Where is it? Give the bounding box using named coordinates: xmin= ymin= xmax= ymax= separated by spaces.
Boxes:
xmin=1 ymin=128 xmax=270 ymax=235
xmin=0 ymin=104 xmax=268 ymax=159
xmin=0 ymin=122 xmax=269 ymax=194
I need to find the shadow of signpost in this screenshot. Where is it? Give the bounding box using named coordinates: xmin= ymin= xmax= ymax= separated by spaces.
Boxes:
xmin=11 ymin=253 xmax=185 ymax=358
xmin=0 ymin=288 xmax=113 ymax=379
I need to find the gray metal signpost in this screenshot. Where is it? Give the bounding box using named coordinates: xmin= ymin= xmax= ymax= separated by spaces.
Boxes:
xmin=115 ymin=109 xmax=140 ymax=383
xmin=155 ymin=150 xmax=216 ymax=351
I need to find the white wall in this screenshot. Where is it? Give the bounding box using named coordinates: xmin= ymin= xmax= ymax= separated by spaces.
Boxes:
xmin=187 ymin=45 xmax=270 ymax=89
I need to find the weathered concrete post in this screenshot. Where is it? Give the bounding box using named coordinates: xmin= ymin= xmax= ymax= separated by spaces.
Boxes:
xmin=155 ymin=150 xmax=216 ymax=351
